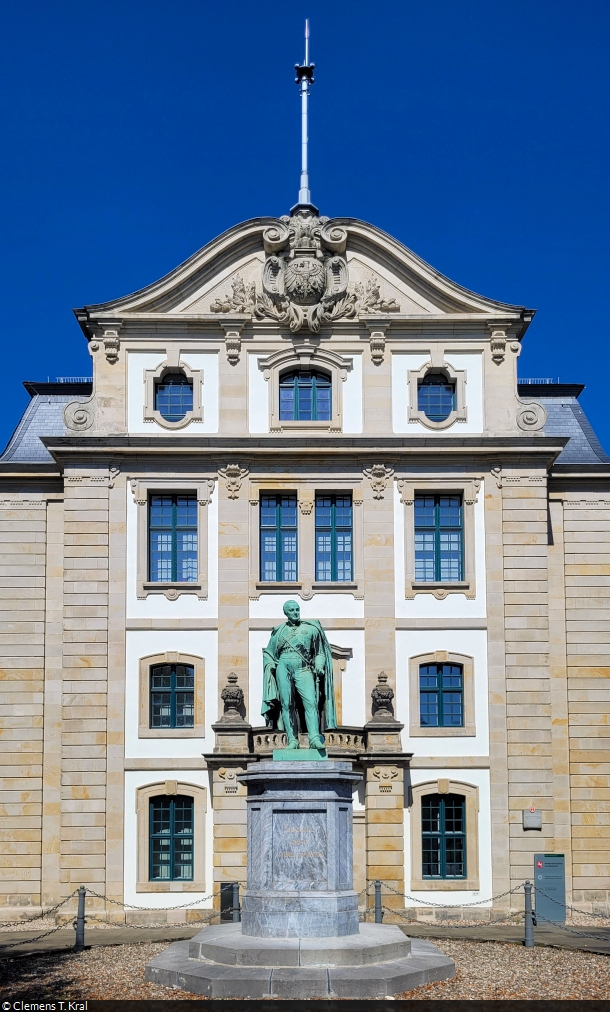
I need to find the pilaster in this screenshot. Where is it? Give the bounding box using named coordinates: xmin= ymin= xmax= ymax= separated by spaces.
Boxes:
xmin=41 ymin=498 xmax=63 ymax=908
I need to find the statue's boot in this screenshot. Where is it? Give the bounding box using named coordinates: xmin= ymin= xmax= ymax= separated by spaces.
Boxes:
xmin=286 ymin=737 xmax=300 ymax=750
xmin=309 ymin=735 xmax=325 ymax=749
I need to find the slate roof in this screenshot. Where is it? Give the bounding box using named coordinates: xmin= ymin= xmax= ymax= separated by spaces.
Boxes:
xmin=0 ymin=382 xmax=92 ymax=463
xmin=517 ymin=383 xmax=610 ymax=466
xmin=1 ymin=379 xmax=607 ymax=468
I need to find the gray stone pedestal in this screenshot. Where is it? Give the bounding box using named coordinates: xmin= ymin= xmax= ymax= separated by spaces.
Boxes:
xmin=239 ymin=760 xmax=360 ymax=937
xmin=145 ymin=758 xmax=455 ymax=997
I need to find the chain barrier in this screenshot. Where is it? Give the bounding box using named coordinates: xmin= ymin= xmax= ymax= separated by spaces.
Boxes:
xmin=0 ymin=889 xmax=80 ymax=929
xmin=371 ymin=880 xmax=527 ymax=909
xmin=0 ymin=923 xmax=67 ymax=950
xmin=83 ymin=886 xmax=221 ymax=912
xmin=534 ymin=886 xmax=610 ymax=922
xmin=381 ymin=904 xmax=525 ymax=929
xmin=534 ymin=912 xmax=610 ymax=944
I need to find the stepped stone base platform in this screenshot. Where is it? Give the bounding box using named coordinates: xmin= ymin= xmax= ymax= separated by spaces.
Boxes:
xmin=145 ymin=922 xmax=455 ymax=998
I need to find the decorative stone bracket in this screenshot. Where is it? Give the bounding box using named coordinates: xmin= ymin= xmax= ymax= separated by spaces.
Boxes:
xmin=363 ymin=464 xmax=394 ymax=499
xmin=219 ymin=464 xmax=249 ymax=498
xmin=219 ymin=319 xmax=247 ymax=366
xmin=363 ymin=319 xmax=392 ymax=366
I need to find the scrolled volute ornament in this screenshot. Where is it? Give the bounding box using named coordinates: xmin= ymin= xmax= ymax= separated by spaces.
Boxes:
xmin=516 ymin=401 xmax=547 ymax=432
xmin=64 ymin=400 xmax=94 ymax=431
xmin=262 ymin=220 xmax=291 ymax=254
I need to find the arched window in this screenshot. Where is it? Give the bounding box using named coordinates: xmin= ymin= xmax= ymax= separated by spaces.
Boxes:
xmin=421 ymin=793 xmax=466 ymax=879
xmin=154 ymin=371 xmax=193 ymax=423
xmin=150 ymin=661 xmax=195 ymax=728
xmin=149 ymin=795 xmax=194 ymax=881
xmin=419 ymin=662 xmax=463 ymax=727
xmin=417 ymin=372 xmax=456 ymax=423
xmin=279 ymin=369 xmax=331 ymax=422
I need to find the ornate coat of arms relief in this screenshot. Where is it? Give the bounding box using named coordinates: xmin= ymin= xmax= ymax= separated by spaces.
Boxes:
xmin=253 ymin=210 xmax=354 ymax=333
xmin=209 ymin=209 xmax=401 ymax=332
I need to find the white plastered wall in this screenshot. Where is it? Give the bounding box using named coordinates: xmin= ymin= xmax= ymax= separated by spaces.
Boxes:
xmin=404 ymin=768 xmax=492 ymax=906
xmin=394 ymin=481 xmax=487 ymax=619
xmin=395 ymin=628 xmax=489 ymax=757
xmin=127 ymin=350 xmax=219 ymax=434
xmin=123 ymin=769 xmax=213 ymax=910
xmin=125 ymin=482 xmax=218 ymax=620
xmin=391 ymin=350 xmax=483 ymax=434
xmin=125 ymin=629 xmax=218 ymax=759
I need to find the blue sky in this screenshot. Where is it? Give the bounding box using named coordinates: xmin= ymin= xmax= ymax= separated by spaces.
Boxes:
xmin=0 ymin=0 xmax=608 ymax=450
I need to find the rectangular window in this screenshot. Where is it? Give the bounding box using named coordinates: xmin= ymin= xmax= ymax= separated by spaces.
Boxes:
xmin=149 ymin=796 xmax=194 ymax=881
xmin=422 ymin=795 xmax=466 ymax=879
xmin=150 ymin=662 xmax=195 ymax=729
xmin=419 ymin=663 xmax=464 ymax=727
xmin=260 ymin=494 xmax=298 ymax=582
xmin=149 ymin=494 xmax=197 ymax=583
xmin=414 ymin=494 xmax=463 ymax=582
xmin=315 ymin=494 xmax=353 ymax=582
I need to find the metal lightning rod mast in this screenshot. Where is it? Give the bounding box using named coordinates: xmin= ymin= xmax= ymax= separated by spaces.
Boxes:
xmin=293 ymin=19 xmax=317 ymax=213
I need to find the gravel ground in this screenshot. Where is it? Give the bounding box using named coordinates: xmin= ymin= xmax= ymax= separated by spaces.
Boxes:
xmin=1 ymin=938 xmax=610 ymax=1000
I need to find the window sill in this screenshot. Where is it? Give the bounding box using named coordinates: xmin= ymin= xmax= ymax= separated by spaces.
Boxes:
xmin=408 ymin=724 xmax=476 ymax=737
xmin=138 ymin=726 xmax=205 ymax=739
xmin=136 ymin=880 xmax=206 ymax=893
xmin=138 ymin=582 xmax=204 ymax=601
xmin=410 ymin=877 xmax=480 ymax=892
xmin=255 ymin=582 xmax=302 ymax=590
xmin=270 ymin=421 xmax=342 ymax=432
xmin=407 ymin=581 xmax=474 ymax=601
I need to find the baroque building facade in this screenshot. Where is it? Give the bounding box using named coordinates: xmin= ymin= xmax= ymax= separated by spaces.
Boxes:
xmin=1 ymin=207 xmax=609 ymax=923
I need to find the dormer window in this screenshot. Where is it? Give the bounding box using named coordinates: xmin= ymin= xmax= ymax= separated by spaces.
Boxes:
xmin=417 ymin=372 xmax=456 ymax=423
xmin=279 ymin=369 xmax=331 ymax=422
xmin=154 ymin=371 xmax=193 ymax=423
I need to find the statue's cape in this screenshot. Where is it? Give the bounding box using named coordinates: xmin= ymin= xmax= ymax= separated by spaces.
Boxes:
xmin=261 ymin=619 xmax=337 ymax=731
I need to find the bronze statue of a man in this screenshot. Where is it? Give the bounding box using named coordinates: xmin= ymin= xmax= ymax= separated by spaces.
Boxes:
xmin=261 ymin=600 xmax=337 ymax=749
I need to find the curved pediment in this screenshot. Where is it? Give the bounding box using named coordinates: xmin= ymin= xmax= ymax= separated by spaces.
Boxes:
xmin=75 ymin=213 xmax=531 ymax=332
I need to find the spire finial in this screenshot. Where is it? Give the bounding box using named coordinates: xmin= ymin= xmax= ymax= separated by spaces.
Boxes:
xmin=292 ymin=19 xmax=318 ymax=216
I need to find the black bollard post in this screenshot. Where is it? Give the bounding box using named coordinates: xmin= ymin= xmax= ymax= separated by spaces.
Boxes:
xmin=524 ymin=880 xmax=534 ymax=948
xmin=74 ymin=886 xmax=86 ymax=952
xmin=374 ymin=880 xmax=383 ymax=924
xmin=232 ymin=881 xmax=240 ymax=923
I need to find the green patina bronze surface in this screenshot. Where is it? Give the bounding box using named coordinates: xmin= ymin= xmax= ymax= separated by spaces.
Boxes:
xmin=262 ymin=600 xmax=337 ymax=755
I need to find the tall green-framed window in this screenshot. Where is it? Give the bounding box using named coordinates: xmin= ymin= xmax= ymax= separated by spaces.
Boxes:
xmin=414 ymin=494 xmax=463 ymax=582
xmin=422 ymin=794 xmax=466 ymax=879
xmin=315 ymin=494 xmax=353 ymax=582
xmin=149 ymin=494 xmax=197 ymax=583
xmin=260 ymin=494 xmax=298 ymax=582
xmin=279 ymin=369 xmax=331 ymax=421
xmin=150 ymin=662 xmax=195 ymax=729
xmin=149 ymin=795 xmax=194 ymax=881
xmin=419 ymin=663 xmax=464 ymax=727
